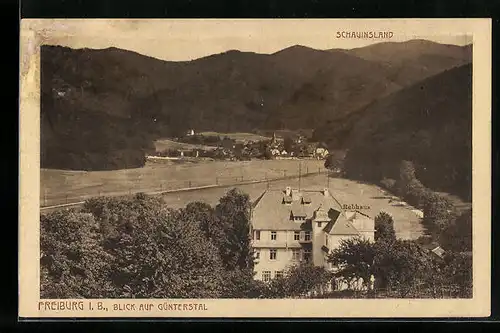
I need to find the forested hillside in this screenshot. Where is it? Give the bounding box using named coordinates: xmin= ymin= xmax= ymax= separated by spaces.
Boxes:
xmin=342 ymin=64 xmax=472 ymax=200
xmin=41 ymin=40 xmax=471 ymax=170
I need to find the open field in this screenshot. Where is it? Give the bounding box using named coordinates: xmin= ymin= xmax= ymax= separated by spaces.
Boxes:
xmin=159 ymin=174 xmax=426 ymax=240
xmin=153 ymin=139 xmax=217 ymax=152
xmin=198 ymin=132 xmax=271 ymax=142
xmin=41 ymin=159 xmax=325 ymax=207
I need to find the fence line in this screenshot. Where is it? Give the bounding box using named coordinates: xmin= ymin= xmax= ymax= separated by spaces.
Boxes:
xmin=41 ymin=169 xmax=331 ymax=211
xmin=306 ymin=285 xmax=469 ymax=299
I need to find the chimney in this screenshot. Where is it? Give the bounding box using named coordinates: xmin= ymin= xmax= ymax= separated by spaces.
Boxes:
xmin=285 ymin=186 xmax=292 ymax=197
xmin=323 ymin=188 xmax=329 ymax=197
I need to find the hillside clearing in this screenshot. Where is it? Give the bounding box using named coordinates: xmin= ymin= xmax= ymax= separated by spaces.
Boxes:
xmin=198 ymin=132 xmax=271 ymax=142
xmin=154 ymin=139 xmax=217 ymax=152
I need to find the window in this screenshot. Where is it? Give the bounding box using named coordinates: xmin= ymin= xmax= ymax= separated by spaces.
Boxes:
xmin=294 ymin=231 xmax=300 ymax=241
xmin=325 ymin=236 xmax=329 ymax=246
xmin=305 ymin=231 xmax=311 ymax=241
xmin=303 ymin=249 xmax=311 ymax=262
xmin=271 ymin=231 xmax=277 ymax=240
xmin=275 ymin=271 xmax=284 ymax=279
xmin=270 ymin=249 xmax=277 ymax=260
xmin=262 ymin=271 xmax=271 ymax=282
xmin=318 ymin=222 xmax=322 ymax=228
xmin=254 ymin=250 xmax=260 ymax=260
xmin=255 ymin=230 xmax=261 ymax=240
xmin=292 ymin=249 xmax=301 ymax=261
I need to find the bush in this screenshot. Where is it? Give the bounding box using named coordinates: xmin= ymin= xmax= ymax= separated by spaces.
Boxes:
xmin=374 ymin=212 xmax=396 ymax=243
xmin=263 ymin=264 xmax=333 ymax=298
xmin=380 ymin=178 xmax=396 ymax=191
xmin=422 ymin=193 xmax=457 ymax=232
xmin=440 ymin=209 xmax=472 ymax=252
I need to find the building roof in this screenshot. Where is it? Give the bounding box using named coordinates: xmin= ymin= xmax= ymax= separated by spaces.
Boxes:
xmin=431 ymin=247 xmax=445 ymax=258
xmin=421 ymin=242 xmax=446 ymax=258
xmin=251 ymin=187 xmax=344 ymax=231
xmin=323 ymin=214 xmax=359 ymax=235
xmin=282 ymin=195 xmax=293 ymax=204
xmin=346 ymin=211 xmax=375 ymax=232
xmin=291 ymin=205 xmax=308 ymax=218
xmin=313 ymin=205 xmax=330 ymax=222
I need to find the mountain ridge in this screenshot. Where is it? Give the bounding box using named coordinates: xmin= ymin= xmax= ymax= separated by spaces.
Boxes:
xmin=41 ymin=39 xmax=472 ymax=171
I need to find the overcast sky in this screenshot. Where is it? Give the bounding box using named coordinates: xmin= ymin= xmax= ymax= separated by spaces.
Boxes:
xmin=23 ymin=19 xmax=473 ymax=61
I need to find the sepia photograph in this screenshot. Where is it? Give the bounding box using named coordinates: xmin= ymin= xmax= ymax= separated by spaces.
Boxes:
xmin=19 ymin=19 xmax=491 ymax=318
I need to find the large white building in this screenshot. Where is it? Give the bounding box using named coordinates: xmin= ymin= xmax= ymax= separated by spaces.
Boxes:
xmin=250 ymin=186 xmax=375 ymax=287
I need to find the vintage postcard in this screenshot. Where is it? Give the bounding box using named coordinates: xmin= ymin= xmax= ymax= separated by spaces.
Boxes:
xmin=19 ymin=19 xmax=491 ymax=318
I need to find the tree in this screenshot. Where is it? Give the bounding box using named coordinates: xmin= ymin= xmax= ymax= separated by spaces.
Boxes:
xmin=215 ymin=188 xmax=254 ymax=271
xmin=374 ymin=211 xmax=396 ymax=243
xmin=440 ymin=208 xmax=472 ymax=252
xmin=443 ymin=252 xmax=472 ymax=298
xmin=328 ymin=237 xmax=376 ymax=290
xmin=396 ymin=160 xmax=417 ymax=196
xmin=373 ymin=239 xmax=435 ymax=296
xmin=422 ymin=193 xmax=457 ymax=232
xmin=324 ymin=154 xmax=343 ymax=171
xmin=40 ymin=209 xmax=114 ymax=298
xmin=265 ymin=264 xmax=332 ymax=298
xmin=179 ymin=201 xmax=221 ymax=245
xmin=81 ymin=195 xmax=227 ymax=298
xmin=284 ymin=136 xmax=294 ymax=153
xmin=263 ymin=147 xmax=273 ymax=160
xmin=399 ymin=160 xmax=416 ymax=183
xmin=380 ymin=178 xmax=396 ymax=191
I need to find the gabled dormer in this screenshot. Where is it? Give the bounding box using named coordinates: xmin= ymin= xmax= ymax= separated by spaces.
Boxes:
xmin=282 ymin=195 xmax=292 ymax=205
xmin=301 ymin=195 xmax=311 ymax=205
xmin=312 ymin=205 xmax=330 ymax=229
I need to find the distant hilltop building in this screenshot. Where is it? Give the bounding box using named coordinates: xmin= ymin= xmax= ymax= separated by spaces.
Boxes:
xmin=250 ymin=186 xmax=375 ymax=290
xmin=186 ymin=129 xmax=195 ymax=136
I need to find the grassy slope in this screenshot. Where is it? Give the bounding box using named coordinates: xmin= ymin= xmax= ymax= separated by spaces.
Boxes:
xmin=153 ymin=139 xmax=218 ymax=152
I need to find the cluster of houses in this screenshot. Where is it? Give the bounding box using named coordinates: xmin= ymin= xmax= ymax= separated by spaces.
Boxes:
xmin=268 ymin=132 xmax=329 ymax=160
xmin=154 ymin=131 xmax=330 ymax=161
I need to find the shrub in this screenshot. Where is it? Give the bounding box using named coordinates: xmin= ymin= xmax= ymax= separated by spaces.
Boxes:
xmin=374 ymin=212 xmax=396 ymax=243
xmin=380 ymin=178 xmax=396 ymax=191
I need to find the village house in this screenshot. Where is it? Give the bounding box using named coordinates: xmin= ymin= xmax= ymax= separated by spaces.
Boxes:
xmin=314 ymin=147 xmax=329 ymax=159
xmin=270 ymin=148 xmax=281 ymax=157
xmin=250 ymin=186 xmax=375 ymax=290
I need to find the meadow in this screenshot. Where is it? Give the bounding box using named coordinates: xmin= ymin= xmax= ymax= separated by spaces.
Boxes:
xmin=159 ymin=174 xmax=426 ymax=240
xmin=41 ymin=156 xmax=425 ymax=240
xmin=41 ymin=159 xmax=325 ymax=207
xmin=197 ymin=131 xmax=272 ymax=142
xmin=153 ymin=139 xmax=217 ymax=152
